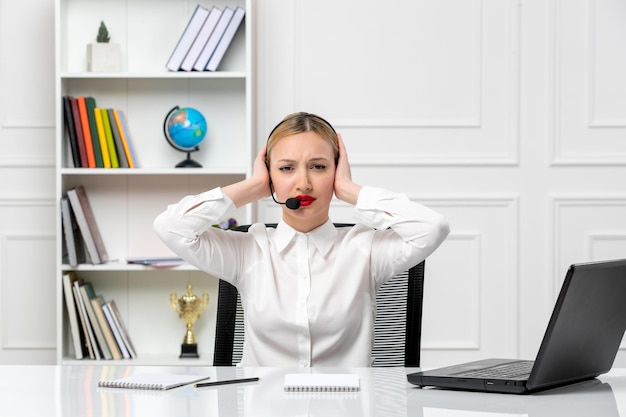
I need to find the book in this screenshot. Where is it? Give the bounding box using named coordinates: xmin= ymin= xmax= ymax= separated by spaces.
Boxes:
xmin=166 ymin=5 xmax=211 ymax=71
xmin=73 ymin=278 xmax=99 ymax=359
xmin=107 ymin=108 xmax=128 ymax=168
xmin=66 ymin=185 xmax=109 ymax=264
xmin=283 ymin=374 xmax=360 ymax=392
xmin=180 ymin=6 xmax=222 ymax=71
xmin=70 ymin=98 xmax=88 ymax=167
xmin=193 ymin=7 xmax=234 ymax=71
xmin=206 ymin=7 xmax=245 ymax=72
xmin=100 ymin=108 xmax=119 ymax=168
xmin=112 ymin=109 xmax=136 ymax=168
xmin=91 ymin=295 xmax=123 ymax=360
xmin=62 ymin=272 xmax=85 ymax=359
xmin=93 ymin=107 xmax=111 ymax=168
xmin=98 ymin=374 xmax=210 ymax=390
xmin=79 ymin=282 xmax=113 ymax=359
xmin=60 ymin=196 xmax=85 ymax=266
xmin=116 ymin=110 xmax=139 ymax=168
xmin=126 ymin=256 xmax=185 ymax=267
xmin=77 ymin=96 xmax=96 ymax=168
xmin=85 ymin=97 xmax=104 ymax=167
xmin=102 ymin=300 xmax=134 ymax=359
xmin=62 ymin=96 xmax=81 ymax=168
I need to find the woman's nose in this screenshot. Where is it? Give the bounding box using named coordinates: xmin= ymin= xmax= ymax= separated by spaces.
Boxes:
xmin=296 ymin=170 xmax=312 ymax=191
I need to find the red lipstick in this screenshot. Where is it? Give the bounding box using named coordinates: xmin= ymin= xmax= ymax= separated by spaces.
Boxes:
xmin=296 ymin=195 xmax=315 ymax=207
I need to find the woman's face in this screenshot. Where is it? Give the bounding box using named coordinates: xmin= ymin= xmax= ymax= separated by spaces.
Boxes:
xmin=268 ymin=131 xmax=336 ymax=232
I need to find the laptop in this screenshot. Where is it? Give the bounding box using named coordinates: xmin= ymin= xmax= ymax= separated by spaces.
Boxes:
xmin=407 ymin=258 xmax=626 ymax=394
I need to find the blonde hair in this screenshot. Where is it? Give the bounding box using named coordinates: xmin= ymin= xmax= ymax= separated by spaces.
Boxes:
xmin=266 ymin=112 xmax=338 ymax=165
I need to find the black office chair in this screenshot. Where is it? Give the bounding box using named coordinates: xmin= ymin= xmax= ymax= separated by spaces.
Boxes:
xmin=213 ymin=223 xmax=426 ymax=367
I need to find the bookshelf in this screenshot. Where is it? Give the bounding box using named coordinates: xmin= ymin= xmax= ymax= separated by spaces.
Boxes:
xmin=55 ymin=0 xmax=253 ymax=364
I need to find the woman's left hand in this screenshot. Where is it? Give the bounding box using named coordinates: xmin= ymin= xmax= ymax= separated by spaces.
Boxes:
xmin=334 ymin=133 xmax=362 ymax=205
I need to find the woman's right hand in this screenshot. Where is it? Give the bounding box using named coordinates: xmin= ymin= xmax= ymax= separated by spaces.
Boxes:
xmin=222 ymin=145 xmax=272 ymax=208
xmin=251 ymin=144 xmax=272 ymax=198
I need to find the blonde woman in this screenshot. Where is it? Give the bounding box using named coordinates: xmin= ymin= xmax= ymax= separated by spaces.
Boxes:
xmin=154 ymin=112 xmax=449 ymax=367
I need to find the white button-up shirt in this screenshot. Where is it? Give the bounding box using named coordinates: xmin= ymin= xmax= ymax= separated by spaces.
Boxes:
xmin=154 ymin=186 xmax=449 ymax=367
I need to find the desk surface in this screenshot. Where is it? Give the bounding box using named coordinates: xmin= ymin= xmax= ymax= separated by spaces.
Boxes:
xmin=1 ymin=365 xmax=626 ymax=417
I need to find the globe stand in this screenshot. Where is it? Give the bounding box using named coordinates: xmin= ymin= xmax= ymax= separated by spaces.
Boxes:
xmin=176 ymin=151 xmax=202 ymax=168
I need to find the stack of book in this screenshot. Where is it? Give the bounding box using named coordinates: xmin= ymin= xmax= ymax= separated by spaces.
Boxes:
xmin=62 ymin=96 xmax=137 ymax=169
xmin=63 ymin=272 xmax=136 ymax=360
xmin=166 ymin=4 xmax=246 ymax=72
xmin=61 ymin=185 xmax=108 ymax=266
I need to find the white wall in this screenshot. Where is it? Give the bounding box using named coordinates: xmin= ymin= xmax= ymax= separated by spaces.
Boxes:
xmin=1 ymin=0 xmax=625 ymax=367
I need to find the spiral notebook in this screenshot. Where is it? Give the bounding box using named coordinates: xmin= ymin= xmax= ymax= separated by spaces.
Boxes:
xmin=98 ymin=373 xmax=210 ymax=391
xmin=283 ymin=373 xmax=360 ymax=392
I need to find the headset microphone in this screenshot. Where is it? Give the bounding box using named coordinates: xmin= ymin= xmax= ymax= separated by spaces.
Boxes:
xmin=285 ymin=198 xmax=301 ymax=210
xmin=271 ymin=193 xmax=301 ymax=210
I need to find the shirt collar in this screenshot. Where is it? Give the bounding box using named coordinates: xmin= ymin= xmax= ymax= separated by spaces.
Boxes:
xmin=274 ymin=218 xmax=338 ymax=256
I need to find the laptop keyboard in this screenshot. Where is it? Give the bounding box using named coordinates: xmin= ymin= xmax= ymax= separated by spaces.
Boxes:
xmin=452 ymin=360 xmax=534 ymax=379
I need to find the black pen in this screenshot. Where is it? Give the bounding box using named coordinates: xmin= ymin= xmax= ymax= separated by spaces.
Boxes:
xmin=194 ymin=377 xmax=260 ymax=388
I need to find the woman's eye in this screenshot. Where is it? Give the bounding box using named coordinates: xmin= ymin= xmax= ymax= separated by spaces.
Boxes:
xmin=311 ymin=164 xmax=326 ymax=170
xmin=278 ymin=166 xmax=293 ymax=172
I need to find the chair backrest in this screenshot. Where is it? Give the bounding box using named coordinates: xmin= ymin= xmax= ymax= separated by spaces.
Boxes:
xmin=213 ymin=224 xmax=426 ymax=367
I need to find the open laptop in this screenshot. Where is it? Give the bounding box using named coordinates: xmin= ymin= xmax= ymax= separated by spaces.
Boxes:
xmin=407 ymin=258 xmax=626 ymax=394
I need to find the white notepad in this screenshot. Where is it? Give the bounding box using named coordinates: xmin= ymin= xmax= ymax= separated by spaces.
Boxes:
xmin=98 ymin=373 xmax=210 ymax=390
xmin=283 ymin=373 xmax=360 ymax=392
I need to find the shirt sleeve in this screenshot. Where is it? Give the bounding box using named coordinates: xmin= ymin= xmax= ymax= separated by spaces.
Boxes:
xmin=353 ymin=186 xmax=450 ymax=284
xmin=153 ymin=187 xmax=242 ymax=277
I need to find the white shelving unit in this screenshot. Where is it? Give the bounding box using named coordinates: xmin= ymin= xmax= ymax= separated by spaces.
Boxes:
xmin=54 ymin=0 xmax=253 ymax=365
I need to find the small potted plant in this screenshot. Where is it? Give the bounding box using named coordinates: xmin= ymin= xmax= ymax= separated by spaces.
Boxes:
xmin=87 ymin=21 xmax=121 ymax=72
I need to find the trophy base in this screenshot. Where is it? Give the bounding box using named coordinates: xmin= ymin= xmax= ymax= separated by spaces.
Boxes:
xmin=179 ymin=343 xmax=199 ymax=359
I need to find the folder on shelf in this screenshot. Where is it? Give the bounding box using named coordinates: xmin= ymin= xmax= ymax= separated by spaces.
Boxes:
xmin=102 ymin=299 xmax=136 ymax=359
xmin=66 ymin=185 xmax=109 ymax=265
xmin=79 ymin=282 xmax=113 ymax=360
xmin=206 ymin=7 xmax=245 ymax=72
xmin=193 ymin=6 xmax=235 ymax=71
xmin=77 ymin=97 xmax=96 ymax=168
xmin=180 ymin=7 xmax=222 ymax=71
xmin=72 ymin=278 xmax=99 ymax=359
xmin=70 ymin=98 xmax=88 ymax=167
xmin=113 ymin=109 xmax=137 ymax=168
xmin=62 ymin=96 xmax=81 ymax=168
xmin=60 ymin=196 xmax=86 ymax=267
xmin=91 ymin=295 xmax=123 ymax=360
xmin=85 ymin=97 xmax=104 ymax=168
xmin=166 ymin=4 xmax=211 ymax=71
xmin=62 ymin=272 xmax=86 ymax=360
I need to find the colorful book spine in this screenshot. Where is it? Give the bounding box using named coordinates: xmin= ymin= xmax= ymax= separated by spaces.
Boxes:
xmin=107 ymin=108 xmax=129 ymax=168
xmin=70 ymin=98 xmax=88 ymax=167
xmin=77 ymin=96 xmax=96 ymax=168
xmin=93 ymin=108 xmax=111 ymax=168
xmin=62 ymin=96 xmax=81 ymax=168
xmin=100 ymin=108 xmax=119 ymax=168
xmin=85 ymin=97 xmax=104 ymax=168
xmin=113 ymin=109 xmax=135 ymax=168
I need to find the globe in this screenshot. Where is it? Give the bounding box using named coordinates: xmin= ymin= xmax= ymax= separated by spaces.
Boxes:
xmin=163 ymin=106 xmax=207 ymax=168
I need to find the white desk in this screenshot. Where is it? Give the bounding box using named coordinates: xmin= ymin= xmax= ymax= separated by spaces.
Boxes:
xmin=1 ymin=365 xmax=626 ymax=416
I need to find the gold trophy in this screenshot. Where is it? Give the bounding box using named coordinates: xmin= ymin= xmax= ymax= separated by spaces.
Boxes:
xmin=170 ymin=284 xmax=209 ymax=358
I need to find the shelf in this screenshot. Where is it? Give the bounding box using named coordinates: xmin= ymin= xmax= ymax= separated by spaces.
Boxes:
xmin=61 ymin=168 xmax=248 ymax=176
xmin=61 ymin=71 xmax=247 ymax=80
xmin=61 ymin=261 xmax=197 ymax=272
